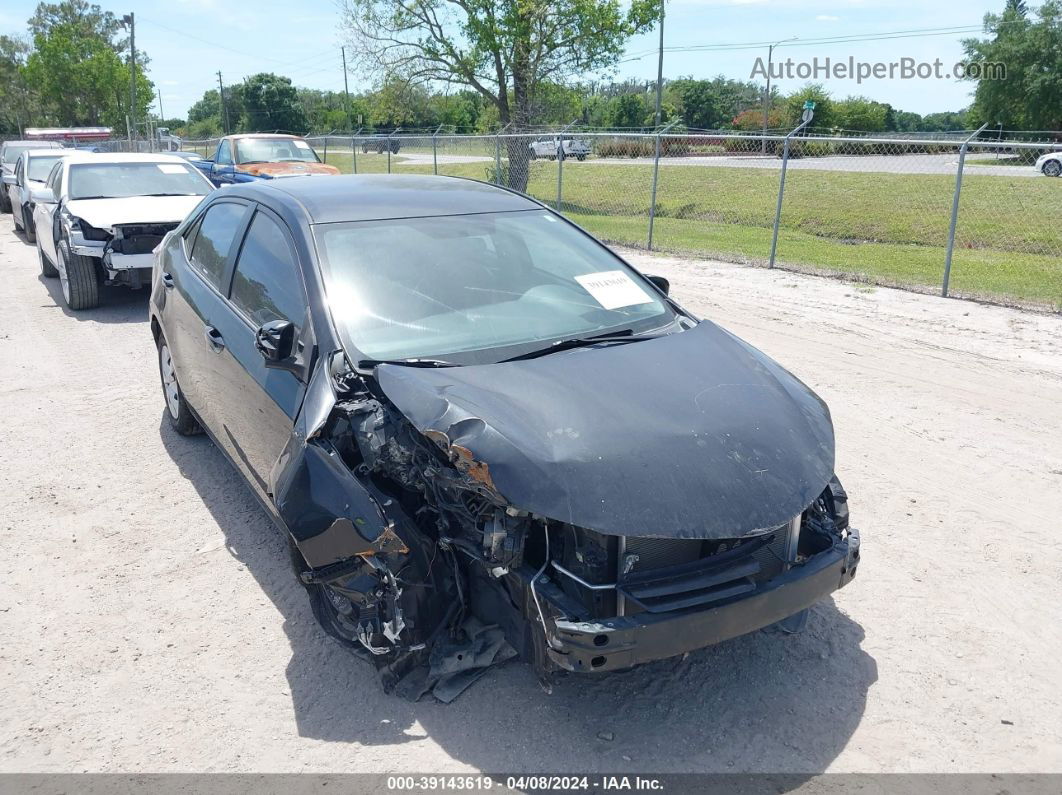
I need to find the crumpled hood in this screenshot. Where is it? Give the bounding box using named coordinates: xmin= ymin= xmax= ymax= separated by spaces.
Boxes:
xmin=66 ymin=195 xmax=206 ymax=229
xmin=376 ymin=321 xmax=835 ymax=539
xmin=236 ymin=162 xmax=340 ymax=178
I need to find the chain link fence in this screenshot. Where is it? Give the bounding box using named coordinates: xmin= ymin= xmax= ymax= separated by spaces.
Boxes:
xmin=176 ymin=131 xmax=1062 ymax=310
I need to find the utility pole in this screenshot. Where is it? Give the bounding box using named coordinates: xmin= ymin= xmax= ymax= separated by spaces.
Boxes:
xmin=341 ymin=46 xmax=353 ymax=132
xmin=762 ymin=37 xmax=797 ymax=154
xmin=653 ymin=0 xmax=665 ymax=128
xmin=217 ymin=71 xmax=230 ymax=134
xmin=157 ymin=88 xmax=165 ymax=122
xmin=123 ymin=13 xmax=136 ymax=144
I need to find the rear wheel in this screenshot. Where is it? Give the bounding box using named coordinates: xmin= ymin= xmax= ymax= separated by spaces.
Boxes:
xmin=1044 ymin=159 xmax=1062 ymax=177
xmin=37 ymin=237 xmax=58 ymax=277
xmin=156 ymin=334 xmax=202 ymax=435
xmin=56 ymin=241 xmax=100 ymax=311
xmin=22 ymin=206 xmax=35 ymax=242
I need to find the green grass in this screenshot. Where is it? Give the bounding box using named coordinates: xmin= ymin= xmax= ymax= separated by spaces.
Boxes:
xmin=241 ymin=146 xmax=1062 ymax=308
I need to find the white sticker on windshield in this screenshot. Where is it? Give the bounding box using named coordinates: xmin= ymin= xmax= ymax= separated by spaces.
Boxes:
xmin=157 ymin=164 xmax=186 ymax=174
xmin=575 ymin=270 xmax=654 ymax=310
xmin=293 ymin=140 xmax=311 ymax=149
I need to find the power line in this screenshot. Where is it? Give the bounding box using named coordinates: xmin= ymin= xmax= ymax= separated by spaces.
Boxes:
xmin=621 ymin=20 xmax=1017 ymax=61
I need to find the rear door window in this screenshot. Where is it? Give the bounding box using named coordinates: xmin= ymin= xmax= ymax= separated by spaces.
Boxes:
xmin=188 ymin=202 xmax=247 ymax=289
xmin=229 ymin=210 xmax=304 ymax=329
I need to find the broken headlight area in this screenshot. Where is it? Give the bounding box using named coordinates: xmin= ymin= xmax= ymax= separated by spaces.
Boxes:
xmin=109 ymin=222 xmax=178 ymax=255
xmin=289 ymin=386 xmax=856 ymax=697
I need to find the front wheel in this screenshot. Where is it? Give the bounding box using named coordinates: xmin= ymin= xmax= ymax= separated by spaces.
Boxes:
xmin=156 ymin=335 xmax=202 ymax=436
xmin=1043 ymin=159 xmax=1062 ymax=177
xmin=56 ymin=241 xmax=100 ymax=311
xmin=22 ymin=206 xmax=35 ymax=242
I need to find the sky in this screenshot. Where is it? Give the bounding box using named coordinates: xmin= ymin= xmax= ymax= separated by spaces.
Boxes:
xmin=0 ymin=0 xmax=1006 ymax=120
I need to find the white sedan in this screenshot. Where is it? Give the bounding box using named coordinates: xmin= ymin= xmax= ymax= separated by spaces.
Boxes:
xmin=1036 ymin=151 xmax=1061 ymax=177
xmin=31 ymin=153 xmax=214 ymax=310
xmin=2 ymin=148 xmax=70 ymax=242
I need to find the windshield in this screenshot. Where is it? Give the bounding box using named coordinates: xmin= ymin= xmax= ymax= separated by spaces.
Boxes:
xmin=27 ymin=154 xmax=65 ymax=182
xmin=314 ymin=210 xmax=673 ymax=363
xmin=68 ymin=162 xmax=212 ymax=200
xmin=3 ymin=142 xmax=60 ymax=163
xmin=235 ymin=138 xmax=319 ymax=164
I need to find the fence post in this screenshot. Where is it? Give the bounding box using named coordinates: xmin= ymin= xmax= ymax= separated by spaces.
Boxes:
xmin=494 ymin=133 xmax=502 ymax=185
xmin=323 ymin=137 xmax=328 ymax=164
xmin=769 ymin=115 xmax=814 ymax=268
xmin=647 ymin=121 xmax=679 ymax=250
xmin=432 ymin=124 xmax=442 ymax=175
xmin=943 ymin=123 xmax=989 ymax=297
xmin=556 ymin=140 xmax=564 ymax=211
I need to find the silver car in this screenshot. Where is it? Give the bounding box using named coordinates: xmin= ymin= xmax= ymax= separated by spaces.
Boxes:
xmin=2 ymin=149 xmax=70 ymax=242
xmin=0 ymin=140 xmax=63 ymax=212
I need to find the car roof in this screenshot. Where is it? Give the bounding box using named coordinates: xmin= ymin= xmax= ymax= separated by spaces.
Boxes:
xmin=20 ymin=148 xmax=70 ymax=159
xmin=228 ymin=133 xmax=302 ymax=140
xmin=60 ymin=152 xmax=191 ymax=166
xmin=231 ymin=174 xmax=541 ymax=224
xmin=3 ymin=139 xmax=63 ymax=147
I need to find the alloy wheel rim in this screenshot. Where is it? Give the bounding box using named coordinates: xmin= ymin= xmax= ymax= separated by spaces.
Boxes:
xmin=159 ymin=344 xmax=181 ymax=419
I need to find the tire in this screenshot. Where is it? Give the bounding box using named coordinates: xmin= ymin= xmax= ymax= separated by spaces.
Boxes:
xmin=1043 ymin=159 xmax=1062 ymax=177
xmin=156 ymin=334 xmax=202 ymax=436
xmin=22 ymin=206 xmax=35 ymax=243
xmin=56 ymin=240 xmax=100 ymax=311
xmin=576 ymin=154 xmax=586 ymax=161
xmin=37 ymin=237 xmax=58 ymax=277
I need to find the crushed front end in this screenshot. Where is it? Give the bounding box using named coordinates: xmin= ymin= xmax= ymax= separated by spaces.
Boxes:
xmin=70 ymin=220 xmax=179 ymax=289
xmin=277 ymin=365 xmax=858 ymax=688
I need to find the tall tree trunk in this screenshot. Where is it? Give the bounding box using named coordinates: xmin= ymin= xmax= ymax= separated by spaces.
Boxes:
xmin=504 ymin=30 xmax=533 ymax=192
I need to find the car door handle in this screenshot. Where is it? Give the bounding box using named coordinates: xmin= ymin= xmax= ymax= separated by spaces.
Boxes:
xmin=161 ymin=271 xmax=174 ymax=289
xmin=204 ymin=325 xmax=225 ymax=352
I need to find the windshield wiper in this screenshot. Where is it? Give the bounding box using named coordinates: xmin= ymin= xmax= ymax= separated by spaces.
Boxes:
xmin=500 ymin=329 xmax=667 ymax=363
xmin=357 ymin=357 xmax=458 ymax=369
xmin=144 ymin=192 xmax=200 ymax=197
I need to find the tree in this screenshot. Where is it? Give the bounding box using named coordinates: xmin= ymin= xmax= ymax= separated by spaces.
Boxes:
xmin=604 ymin=92 xmax=647 ymax=129
xmin=341 ymin=0 xmax=661 ymax=188
xmin=21 ymin=0 xmax=153 ymax=130
xmin=963 ymin=0 xmax=1062 ymax=132
xmin=784 ymin=84 xmax=835 ymax=130
xmin=239 ymin=73 xmax=309 ymax=133
xmin=0 ymin=36 xmax=33 ymax=134
xmin=835 ymin=96 xmax=892 ymax=132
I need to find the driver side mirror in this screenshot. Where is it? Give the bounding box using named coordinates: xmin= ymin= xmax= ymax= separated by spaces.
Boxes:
xmin=2 ymin=174 xmax=15 ymax=187
xmin=255 ymin=319 xmax=296 ymax=367
xmin=647 ymin=275 xmax=670 ymax=296
xmin=29 ymin=186 xmax=56 ymax=205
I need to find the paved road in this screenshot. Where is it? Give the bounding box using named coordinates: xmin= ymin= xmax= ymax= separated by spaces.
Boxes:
xmin=382 ymin=149 xmax=1047 ymax=177
xmin=1 ymin=219 xmax=1060 ymax=774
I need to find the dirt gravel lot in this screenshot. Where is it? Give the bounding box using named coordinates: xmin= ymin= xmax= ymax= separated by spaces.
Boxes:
xmin=1 ymin=219 xmax=1060 ymax=775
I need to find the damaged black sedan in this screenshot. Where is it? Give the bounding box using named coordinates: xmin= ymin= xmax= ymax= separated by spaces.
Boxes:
xmin=149 ymin=175 xmax=859 ymax=694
